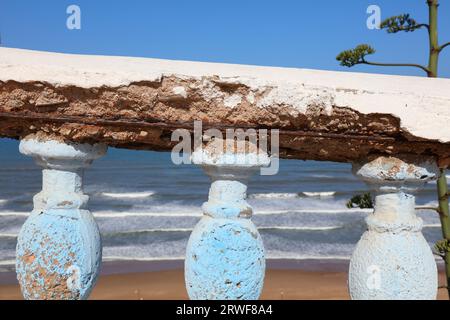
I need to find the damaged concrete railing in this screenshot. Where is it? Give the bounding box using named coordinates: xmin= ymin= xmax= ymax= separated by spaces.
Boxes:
xmin=1 ymin=48 xmax=450 ymax=300
xmin=17 ymin=139 xmax=106 ymax=299
xmin=185 ymin=141 xmax=269 ymax=300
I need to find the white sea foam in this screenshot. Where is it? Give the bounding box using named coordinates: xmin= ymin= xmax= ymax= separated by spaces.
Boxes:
xmin=103 ymin=225 xmax=343 ymax=236
xmin=95 ymin=208 xmax=370 ymax=217
xmin=0 ymin=208 xmax=371 ymax=218
xmin=102 ymin=255 xmax=353 ymax=262
xmin=102 ymin=256 xmax=185 ymax=262
xmin=0 ymin=212 xmax=28 ymax=217
xmin=423 ymin=224 xmax=442 ymax=228
xmin=266 ymin=254 xmax=351 ymax=260
xmin=259 ymin=226 xmax=341 ymax=231
xmin=0 ymin=260 xmax=15 ymax=266
xmin=101 ymin=255 xmax=352 ymax=262
xmin=430 ymin=175 xmax=450 ymax=184
xmin=255 ymin=209 xmax=370 ymax=215
xmin=94 ymin=211 xmax=201 ymax=218
xmin=0 ymin=255 xmax=445 ymax=267
xmin=0 ymin=233 xmax=17 ymax=238
xmin=101 ymin=191 xmax=156 ymax=199
xmin=302 ymin=192 xmax=336 ymax=197
xmin=310 ymin=175 xmax=335 ymax=179
xmin=0 ymin=199 xmax=7 ymax=205
xmin=102 ymin=254 xmax=445 ymax=263
xmin=249 ymin=193 xmax=299 ymax=199
xmin=107 ymin=228 xmax=193 ymax=235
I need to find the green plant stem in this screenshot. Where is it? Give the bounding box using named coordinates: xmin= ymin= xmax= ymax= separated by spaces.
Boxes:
xmin=428 ymin=0 xmax=439 ymax=77
xmin=361 ymin=60 xmax=430 ymax=74
xmin=416 ymin=24 xmax=430 ymax=31
xmin=440 ymin=42 xmax=450 ymax=52
xmin=437 ymin=171 xmax=450 ymax=298
xmin=428 ymin=0 xmax=450 ymax=299
xmin=338 ymin=0 xmax=450 ymax=298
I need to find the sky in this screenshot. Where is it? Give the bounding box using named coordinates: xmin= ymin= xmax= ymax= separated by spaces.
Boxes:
xmin=0 ymin=0 xmax=449 ymax=78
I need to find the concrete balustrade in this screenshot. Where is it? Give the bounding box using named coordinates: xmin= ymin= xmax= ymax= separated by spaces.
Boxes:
xmin=16 ymin=138 xmax=107 ymax=300
xmin=349 ymin=156 xmax=439 ymax=300
xmin=184 ymin=140 xmax=270 ymax=300
xmin=0 ymin=48 xmax=449 ymax=300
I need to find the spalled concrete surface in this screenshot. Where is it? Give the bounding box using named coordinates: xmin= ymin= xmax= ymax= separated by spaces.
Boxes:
xmin=1 ymin=48 xmax=449 ymax=165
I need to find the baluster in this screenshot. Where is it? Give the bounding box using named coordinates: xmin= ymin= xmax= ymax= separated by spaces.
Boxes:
xmin=185 ymin=140 xmax=270 ymax=300
xmin=349 ymin=155 xmax=439 ymax=300
xmin=16 ymin=137 xmax=107 ymax=300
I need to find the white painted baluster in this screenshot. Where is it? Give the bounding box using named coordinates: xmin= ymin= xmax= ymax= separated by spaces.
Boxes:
xmin=16 ymin=138 xmax=107 ymax=300
xmin=349 ymin=156 xmax=439 ymax=300
xmin=185 ymin=141 xmax=270 ymax=300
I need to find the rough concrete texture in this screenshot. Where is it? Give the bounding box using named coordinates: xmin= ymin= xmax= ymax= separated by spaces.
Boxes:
xmin=16 ymin=208 xmax=102 ymax=300
xmin=185 ymin=217 xmax=265 ymax=300
xmin=353 ymin=155 xmax=440 ymax=192
xmin=0 ymin=48 xmax=449 ymax=166
xmin=16 ymin=139 xmax=106 ymax=300
xmin=349 ymin=156 xmax=438 ymax=300
xmin=185 ymin=146 xmax=266 ymax=300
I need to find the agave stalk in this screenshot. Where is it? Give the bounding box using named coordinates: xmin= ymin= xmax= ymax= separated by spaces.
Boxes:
xmin=337 ymin=0 xmax=450 ymax=298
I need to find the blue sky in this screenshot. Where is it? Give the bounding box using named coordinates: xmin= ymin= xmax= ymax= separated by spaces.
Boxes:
xmin=1 ymin=0 xmax=449 ymax=77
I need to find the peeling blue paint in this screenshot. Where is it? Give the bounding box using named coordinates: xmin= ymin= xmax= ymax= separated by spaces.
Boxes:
xmin=16 ymin=209 xmax=101 ymax=300
xmin=17 ymin=138 xmax=106 ymax=300
xmin=186 ymin=146 xmax=269 ymax=300
xmin=185 ymin=217 xmax=265 ymax=300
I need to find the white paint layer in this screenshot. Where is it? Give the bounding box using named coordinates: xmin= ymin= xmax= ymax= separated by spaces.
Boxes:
xmin=0 ymin=47 xmax=449 ymax=142
xmin=349 ymin=156 xmax=439 ymax=300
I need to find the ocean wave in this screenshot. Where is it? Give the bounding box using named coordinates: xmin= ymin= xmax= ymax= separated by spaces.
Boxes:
xmin=310 ymin=175 xmax=336 ymax=179
xmin=0 ymin=233 xmax=17 ymax=238
xmin=0 ymin=208 xmax=371 ymax=218
xmin=423 ymin=224 xmax=442 ymax=228
xmin=249 ymin=193 xmax=299 ymax=199
xmin=2 ymin=255 xmax=446 ymax=268
xmin=103 ymin=225 xmax=343 ymax=237
xmin=266 ymin=254 xmax=351 ymax=260
xmin=256 ymin=209 xmax=370 ymax=215
xmin=302 ymin=192 xmax=336 ymax=197
xmin=0 ymin=199 xmax=7 ymax=205
xmin=249 ymin=191 xmax=337 ymax=199
xmin=0 ymin=257 xmax=347 ymax=269
xmin=105 ymin=228 xmax=193 ymax=236
xmin=101 ymin=191 xmax=156 ymax=199
xmin=102 ymin=255 xmax=352 ymax=262
xmin=94 ymin=211 xmax=201 ymax=218
xmin=259 ymin=226 xmax=341 ymax=231
xmin=0 ymin=212 xmax=29 ymax=217
xmin=102 ymin=256 xmax=185 ymax=262
xmin=99 ymin=254 xmax=447 ymax=263
xmin=429 ymin=175 xmax=450 ymax=184
xmin=0 ymin=256 xmax=352 ymax=266
xmin=0 ymin=259 xmax=15 ymax=266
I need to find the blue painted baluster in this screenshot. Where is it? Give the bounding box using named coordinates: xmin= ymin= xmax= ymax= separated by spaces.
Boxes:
xmin=16 ymin=138 xmax=107 ymax=300
xmin=185 ymin=142 xmax=270 ymax=300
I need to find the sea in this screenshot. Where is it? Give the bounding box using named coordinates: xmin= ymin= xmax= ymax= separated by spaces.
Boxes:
xmin=0 ymin=138 xmax=445 ymax=272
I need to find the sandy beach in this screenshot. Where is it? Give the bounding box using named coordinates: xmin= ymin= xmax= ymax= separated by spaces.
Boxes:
xmin=0 ymin=269 xmax=353 ymax=300
xmin=0 ymin=260 xmax=447 ymax=300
